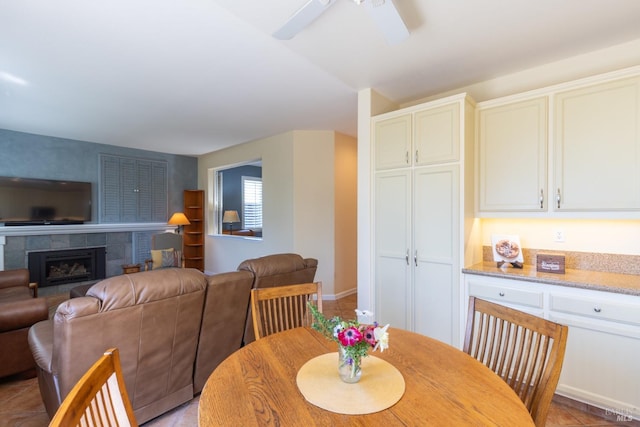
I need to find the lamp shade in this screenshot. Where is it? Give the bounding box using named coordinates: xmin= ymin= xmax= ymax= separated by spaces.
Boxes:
xmin=168 ymin=212 xmax=191 ymax=226
xmin=222 ymin=210 xmax=240 ymax=223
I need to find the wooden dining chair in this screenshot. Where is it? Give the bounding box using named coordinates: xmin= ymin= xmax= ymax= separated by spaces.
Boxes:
xmin=49 ymin=348 xmax=138 ymax=427
xmin=463 ymin=297 xmax=568 ymax=427
xmin=251 ymin=282 xmax=323 ymax=340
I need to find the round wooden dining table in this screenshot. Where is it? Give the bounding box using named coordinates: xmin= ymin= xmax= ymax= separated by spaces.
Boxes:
xmin=199 ymin=327 xmax=534 ymax=426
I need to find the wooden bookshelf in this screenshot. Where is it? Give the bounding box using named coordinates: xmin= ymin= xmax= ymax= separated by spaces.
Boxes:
xmin=183 ymin=189 xmax=204 ymax=272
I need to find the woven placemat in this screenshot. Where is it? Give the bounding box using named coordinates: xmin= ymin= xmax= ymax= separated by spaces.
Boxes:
xmin=296 ymin=353 xmax=405 ymax=415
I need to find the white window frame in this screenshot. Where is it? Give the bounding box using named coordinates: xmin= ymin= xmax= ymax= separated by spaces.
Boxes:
xmin=242 ymin=176 xmax=262 ymax=230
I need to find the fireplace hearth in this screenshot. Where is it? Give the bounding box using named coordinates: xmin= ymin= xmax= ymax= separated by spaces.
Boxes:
xmin=28 ymin=247 xmax=106 ymax=288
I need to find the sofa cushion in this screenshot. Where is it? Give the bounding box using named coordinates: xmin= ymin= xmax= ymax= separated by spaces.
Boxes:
xmin=150 ymin=248 xmax=180 ymax=269
xmin=0 ymin=286 xmax=33 ymax=303
xmin=238 ymin=253 xmax=314 ymax=278
xmin=193 ymin=270 xmax=254 ymax=393
xmin=86 ymin=268 xmax=203 ymax=310
xmin=237 ymin=253 xmax=318 ymax=344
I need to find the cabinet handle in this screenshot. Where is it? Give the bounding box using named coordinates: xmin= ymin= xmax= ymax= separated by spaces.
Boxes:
xmin=414 ymin=250 xmax=418 ymax=267
xmin=499 ymin=292 xmax=505 ymax=297
xmin=405 ymin=151 xmax=409 ymax=164
xmin=539 ymin=189 xmax=544 ymax=209
xmin=415 ymin=150 xmax=419 ymax=164
xmin=405 ymin=249 xmax=409 ymax=266
xmin=556 ymin=188 xmax=561 ymax=209
xmin=593 ymin=306 xmax=602 ymax=313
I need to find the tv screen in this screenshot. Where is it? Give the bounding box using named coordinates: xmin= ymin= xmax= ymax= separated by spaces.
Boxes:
xmin=0 ymin=177 xmax=92 ymax=225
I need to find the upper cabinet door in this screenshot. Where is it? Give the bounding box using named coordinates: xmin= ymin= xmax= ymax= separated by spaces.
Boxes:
xmin=414 ymin=103 xmax=460 ymax=166
xmin=554 ymin=76 xmax=640 ymax=211
xmin=374 ymin=114 xmax=412 ymax=170
xmin=100 ymin=154 xmax=168 ymax=223
xmin=478 ymin=97 xmax=548 ymax=212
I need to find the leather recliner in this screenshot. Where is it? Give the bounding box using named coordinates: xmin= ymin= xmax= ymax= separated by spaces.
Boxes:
xmin=238 ymin=253 xmax=318 ymax=345
xmin=0 ymin=268 xmax=49 ymax=379
xmin=28 ymin=268 xmax=208 ymax=424
xmin=28 ymin=266 xmax=255 ymax=423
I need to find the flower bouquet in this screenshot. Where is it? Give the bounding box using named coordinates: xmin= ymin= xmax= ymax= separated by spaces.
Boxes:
xmin=307 ymin=302 xmax=389 ymax=383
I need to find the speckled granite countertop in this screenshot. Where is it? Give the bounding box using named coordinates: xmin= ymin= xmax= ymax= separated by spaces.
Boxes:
xmin=463 ymin=262 xmax=640 ymax=297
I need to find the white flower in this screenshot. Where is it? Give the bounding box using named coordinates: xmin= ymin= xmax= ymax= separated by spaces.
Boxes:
xmin=373 ymin=324 xmax=390 ymax=352
xmin=355 ymin=309 xmax=374 ymax=318
xmin=333 ymin=324 xmax=344 ymax=338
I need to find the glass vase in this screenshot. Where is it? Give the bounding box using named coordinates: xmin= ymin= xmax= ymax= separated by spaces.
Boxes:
xmin=338 ymin=345 xmax=362 ymax=383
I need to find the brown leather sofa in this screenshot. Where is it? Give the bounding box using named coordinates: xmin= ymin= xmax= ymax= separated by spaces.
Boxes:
xmin=238 ymin=253 xmax=318 ymax=344
xmin=27 ymin=253 xmax=317 ymax=423
xmin=0 ymin=268 xmax=49 ymax=379
xmin=28 ymin=268 xmax=254 ymax=424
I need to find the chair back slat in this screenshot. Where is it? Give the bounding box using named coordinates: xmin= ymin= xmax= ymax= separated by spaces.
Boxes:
xmin=49 ymin=348 xmax=138 ymax=427
xmin=463 ymin=297 xmax=568 ymax=427
xmin=251 ymin=282 xmax=322 ymax=339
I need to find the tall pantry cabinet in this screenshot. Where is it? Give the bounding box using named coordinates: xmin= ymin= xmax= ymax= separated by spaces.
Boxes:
xmin=372 ymin=93 xmax=476 ymax=347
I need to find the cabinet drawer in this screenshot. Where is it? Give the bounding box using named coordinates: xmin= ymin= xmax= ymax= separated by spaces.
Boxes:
xmin=468 ymin=281 xmax=543 ymax=308
xmin=550 ymin=294 xmax=640 ymax=326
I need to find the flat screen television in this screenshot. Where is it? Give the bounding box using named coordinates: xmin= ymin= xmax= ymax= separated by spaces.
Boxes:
xmin=0 ymin=176 xmax=92 ymax=225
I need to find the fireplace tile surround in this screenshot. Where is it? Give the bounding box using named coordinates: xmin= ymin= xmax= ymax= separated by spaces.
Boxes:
xmin=0 ymin=223 xmax=174 ymax=295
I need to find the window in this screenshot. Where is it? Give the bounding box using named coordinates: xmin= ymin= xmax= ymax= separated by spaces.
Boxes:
xmin=211 ymin=160 xmax=262 ymax=238
xmin=242 ymin=176 xmax=262 ymax=229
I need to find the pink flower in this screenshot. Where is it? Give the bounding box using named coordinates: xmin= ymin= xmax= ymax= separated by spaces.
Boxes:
xmin=362 ymin=325 xmax=377 ymax=346
xmin=338 ymin=326 xmax=362 ymax=346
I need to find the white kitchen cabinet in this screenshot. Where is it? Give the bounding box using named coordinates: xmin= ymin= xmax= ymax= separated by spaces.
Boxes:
xmin=373 ymin=93 xmax=474 ymax=347
xmin=413 ymin=165 xmax=460 ymax=343
xmin=374 ymin=102 xmax=461 ymax=171
xmin=374 ymin=169 xmax=411 ymax=329
xmin=477 ymin=97 xmax=547 ymax=212
xmin=466 ymin=275 xmax=544 ymax=313
xmin=463 ymin=273 xmax=640 ymax=419
xmin=554 ymin=75 xmax=640 ymax=211
xmin=414 ymin=103 xmax=460 ymax=166
xmin=549 ymin=287 xmax=640 ymax=420
xmin=374 ymin=114 xmax=412 ymax=170
xmin=476 ymin=67 xmax=640 ymax=216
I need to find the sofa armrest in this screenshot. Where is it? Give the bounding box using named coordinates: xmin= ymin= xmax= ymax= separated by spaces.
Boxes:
xmin=0 ymin=298 xmax=49 ymax=332
xmin=29 ymin=282 xmax=38 ymax=298
xmin=0 ymin=269 xmax=30 ymax=291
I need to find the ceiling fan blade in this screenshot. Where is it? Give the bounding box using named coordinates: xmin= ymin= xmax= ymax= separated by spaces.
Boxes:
xmin=364 ymin=0 xmax=409 ymax=45
xmin=273 ymin=0 xmax=338 ymax=40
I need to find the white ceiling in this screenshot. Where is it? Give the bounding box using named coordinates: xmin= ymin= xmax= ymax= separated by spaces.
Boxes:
xmin=1 ymin=0 xmax=640 ymax=156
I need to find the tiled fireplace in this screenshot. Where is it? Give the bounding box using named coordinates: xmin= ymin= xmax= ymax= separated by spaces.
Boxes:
xmin=28 ymin=247 xmax=106 ymax=288
xmin=0 ymin=223 xmax=174 ymax=294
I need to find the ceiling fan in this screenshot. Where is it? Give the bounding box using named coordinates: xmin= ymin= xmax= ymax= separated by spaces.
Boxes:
xmin=273 ymin=0 xmax=410 ymax=45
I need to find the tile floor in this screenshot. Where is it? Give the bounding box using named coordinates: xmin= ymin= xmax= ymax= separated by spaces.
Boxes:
xmin=0 ymin=293 xmax=635 ymax=426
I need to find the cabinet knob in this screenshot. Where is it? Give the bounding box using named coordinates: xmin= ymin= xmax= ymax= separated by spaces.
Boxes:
xmin=593 ymin=306 xmax=602 ymax=313
xmin=499 ymin=292 xmax=505 ymax=297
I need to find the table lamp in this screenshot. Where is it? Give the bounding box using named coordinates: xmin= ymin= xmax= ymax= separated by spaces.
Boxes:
xmin=222 ymin=210 xmax=240 ymax=234
xmin=168 ymin=212 xmax=190 ymax=234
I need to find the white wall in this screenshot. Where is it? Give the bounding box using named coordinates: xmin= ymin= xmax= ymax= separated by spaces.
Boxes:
xmin=334 ymin=132 xmax=358 ymax=297
xmin=481 ymin=219 xmax=640 ymax=255
xmin=292 ymin=130 xmax=335 ymax=296
xmin=198 ymin=130 xmax=357 ymax=298
xmin=198 ymin=132 xmax=296 ymax=274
